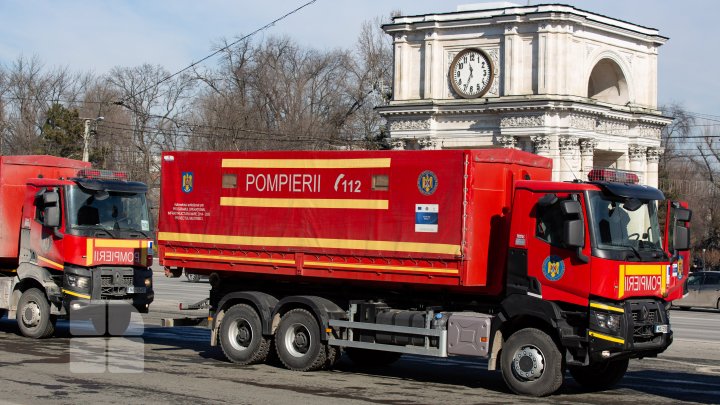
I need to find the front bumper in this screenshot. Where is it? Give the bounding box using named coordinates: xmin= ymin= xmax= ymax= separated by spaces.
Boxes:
xmin=62 ymin=266 xmax=154 ymax=311
xmin=588 ymin=299 xmax=672 ymax=360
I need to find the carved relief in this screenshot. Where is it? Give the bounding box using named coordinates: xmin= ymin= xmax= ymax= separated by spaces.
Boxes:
xmin=498 ymin=135 xmax=518 ymax=149
xmin=628 ymin=145 xmax=647 ymax=160
xmin=389 ymin=119 xmax=431 ymax=131
xmin=501 ymin=115 xmax=545 ymax=127
xmin=486 ymin=48 xmax=500 ymax=96
xmin=646 ymin=147 xmax=664 ymax=163
xmin=570 ymin=114 xmax=597 ymax=131
xmin=638 ymin=125 xmax=662 ymax=139
xmin=559 ymin=136 xmax=579 ymax=154
xmin=579 ymin=139 xmax=598 ymax=156
xmin=597 ymin=119 xmax=629 ymax=135
xmin=531 ymin=135 xmax=551 ymax=153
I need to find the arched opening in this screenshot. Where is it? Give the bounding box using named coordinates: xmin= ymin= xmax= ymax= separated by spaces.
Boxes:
xmin=587 ymin=58 xmax=629 ymax=105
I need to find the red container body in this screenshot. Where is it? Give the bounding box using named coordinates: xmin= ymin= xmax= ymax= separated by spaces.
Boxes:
xmin=158 ymin=149 xmax=551 ymax=297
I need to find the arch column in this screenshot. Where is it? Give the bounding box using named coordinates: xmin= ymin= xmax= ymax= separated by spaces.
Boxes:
xmin=559 ymin=136 xmax=581 ymax=182
xmin=646 ymin=147 xmax=662 ymax=188
xmin=579 ymin=139 xmax=597 ymax=180
xmin=628 ymin=144 xmax=647 ymax=184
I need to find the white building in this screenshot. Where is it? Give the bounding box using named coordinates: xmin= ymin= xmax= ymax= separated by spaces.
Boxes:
xmin=377 ymin=2 xmax=670 ymax=186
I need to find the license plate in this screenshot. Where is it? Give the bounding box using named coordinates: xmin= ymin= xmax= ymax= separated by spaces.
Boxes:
xmin=127 ymin=286 xmax=146 ymax=294
xmin=654 ymin=324 xmax=669 ymax=334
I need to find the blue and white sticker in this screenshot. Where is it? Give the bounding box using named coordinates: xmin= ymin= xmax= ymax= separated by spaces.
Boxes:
xmin=415 ymin=204 xmax=438 ymax=233
xmin=542 ymin=255 xmax=565 ymax=281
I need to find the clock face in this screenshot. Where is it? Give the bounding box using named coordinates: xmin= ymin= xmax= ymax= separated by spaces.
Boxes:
xmin=449 ymin=48 xmax=493 ymax=98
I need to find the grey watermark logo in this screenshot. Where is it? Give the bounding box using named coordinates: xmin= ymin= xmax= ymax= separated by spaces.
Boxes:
xmin=69 ymin=301 xmax=144 ymax=373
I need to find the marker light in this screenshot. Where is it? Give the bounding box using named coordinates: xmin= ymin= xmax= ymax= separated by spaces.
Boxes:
xmin=77 ymin=169 xmax=129 ymax=181
xmin=588 ymin=169 xmax=639 ymax=184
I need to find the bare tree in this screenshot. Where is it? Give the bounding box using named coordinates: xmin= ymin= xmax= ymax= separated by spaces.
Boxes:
xmin=105 ymin=64 xmax=195 ymax=187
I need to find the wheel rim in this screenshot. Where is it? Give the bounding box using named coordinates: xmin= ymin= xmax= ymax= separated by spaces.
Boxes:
xmin=228 ymin=319 xmax=253 ymax=351
xmin=511 ymin=344 xmax=545 ymax=381
xmin=283 ymin=322 xmax=311 ymax=358
xmin=22 ymin=301 xmax=42 ymax=328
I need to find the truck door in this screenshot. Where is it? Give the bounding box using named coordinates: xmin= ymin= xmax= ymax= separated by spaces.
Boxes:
xmin=662 ymin=200 xmax=690 ymax=286
xmin=25 ymin=188 xmax=65 ymax=271
xmin=525 ymin=192 xmax=592 ymax=306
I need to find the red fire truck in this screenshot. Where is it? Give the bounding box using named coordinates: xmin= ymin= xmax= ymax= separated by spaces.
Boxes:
xmin=0 ymin=156 xmax=154 ymax=338
xmin=158 ymin=149 xmax=690 ymax=396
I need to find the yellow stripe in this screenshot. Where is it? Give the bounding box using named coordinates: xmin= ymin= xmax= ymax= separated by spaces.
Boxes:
xmin=38 ymin=256 xmax=64 ymax=270
xmin=304 ymin=260 xmax=459 ymax=275
xmin=590 ymin=302 xmax=625 ymax=313
xmin=164 ymin=252 xmax=295 ymax=266
xmin=220 ymin=197 xmax=389 ymax=210
xmin=63 ymin=289 xmax=91 ymax=299
xmin=589 ymin=331 xmax=625 ymax=345
xmin=141 ymin=240 xmax=148 ymax=266
xmin=158 ymin=232 xmax=461 ymax=256
xmin=87 ymin=238 xmax=93 ymax=266
xmin=94 ymin=239 xmax=142 ymax=248
xmin=624 ymin=265 xmax=663 ymax=276
xmin=221 ymin=158 xmax=391 ymax=169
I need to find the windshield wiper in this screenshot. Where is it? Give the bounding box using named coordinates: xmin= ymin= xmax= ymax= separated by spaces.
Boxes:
xmin=619 ymin=244 xmax=642 ymax=260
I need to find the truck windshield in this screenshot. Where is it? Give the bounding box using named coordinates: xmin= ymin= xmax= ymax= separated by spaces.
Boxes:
xmin=588 ymin=191 xmax=662 ymax=254
xmin=65 ymin=186 xmax=151 ymax=235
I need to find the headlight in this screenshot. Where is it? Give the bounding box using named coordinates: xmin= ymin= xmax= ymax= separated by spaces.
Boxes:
xmin=66 ymin=274 xmax=90 ymax=290
xmin=144 ymin=278 xmax=152 ymax=287
xmin=594 ymin=312 xmax=622 ymax=332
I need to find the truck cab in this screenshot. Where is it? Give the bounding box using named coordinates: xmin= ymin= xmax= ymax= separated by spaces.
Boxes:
xmin=1 ymin=165 xmax=154 ymax=338
xmin=506 ymin=168 xmax=690 ymax=389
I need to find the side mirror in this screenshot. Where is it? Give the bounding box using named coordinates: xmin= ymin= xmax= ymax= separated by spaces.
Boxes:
xmin=676 ymin=208 xmax=692 ymax=222
xmin=43 ymin=191 xmax=59 ymax=205
xmin=564 ymin=219 xmax=584 ymax=248
xmin=44 ymin=206 xmax=60 ymax=228
xmin=673 ymin=225 xmax=690 ymax=251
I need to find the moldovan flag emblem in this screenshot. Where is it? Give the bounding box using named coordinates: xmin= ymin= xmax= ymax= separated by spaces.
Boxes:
xmin=182 ymin=172 xmax=194 ymax=193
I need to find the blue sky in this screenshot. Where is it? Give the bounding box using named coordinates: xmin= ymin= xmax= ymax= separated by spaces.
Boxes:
xmin=0 ymin=0 xmax=716 ymax=116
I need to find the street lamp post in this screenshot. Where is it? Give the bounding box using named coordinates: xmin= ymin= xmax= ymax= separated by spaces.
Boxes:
xmin=81 ymin=116 xmax=104 ymax=162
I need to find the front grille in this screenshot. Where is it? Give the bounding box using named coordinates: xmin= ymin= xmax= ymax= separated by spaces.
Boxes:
xmin=628 ymin=300 xmax=664 ymax=346
xmin=100 ymin=268 xmax=134 ymax=298
xmin=101 ymin=275 xmax=133 ymax=287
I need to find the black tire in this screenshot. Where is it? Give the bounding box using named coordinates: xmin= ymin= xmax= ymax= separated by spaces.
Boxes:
xmin=569 ymin=358 xmax=629 ymax=391
xmin=219 ymin=304 xmax=271 ymax=365
xmin=325 ymin=345 xmax=342 ymax=369
xmin=346 ymin=348 xmax=402 ymax=367
xmin=16 ymin=288 xmax=56 ymax=339
xmin=275 ymin=308 xmax=326 ymax=371
xmin=186 ymin=273 xmax=200 ymax=283
xmin=500 ymin=328 xmax=564 ymax=397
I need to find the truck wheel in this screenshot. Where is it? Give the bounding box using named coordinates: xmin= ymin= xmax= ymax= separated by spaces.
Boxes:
xmin=186 ymin=272 xmax=200 ymax=283
xmin=219 ymin=304 xmax=271 ymax=365
xmin=346 ymin=348 xmax=402 ymax=367
xmin=500 ymin=328 xmax=563 ymax=397
xmin=275 ymin=308 xmax=327 ymax=371
xmin=569 ymin=358 xmax=628 ymax=391
xmin=17 ymin=288 xmax=56 ymax=339
xmin=325 ymin=345 xmax=342 ymax=369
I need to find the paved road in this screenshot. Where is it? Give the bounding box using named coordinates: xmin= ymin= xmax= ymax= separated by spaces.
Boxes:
xmin=1 ymin=275 xmax=719 ymax=404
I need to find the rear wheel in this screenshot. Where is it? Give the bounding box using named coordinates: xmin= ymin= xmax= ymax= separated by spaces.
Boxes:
xmin=569 ymin=358 xmax=629 ymax=391
xmin=275 ymin=308 xmax=326 ymax=371
xmin=500 ymin=328 xmax=564 ymax=397
xmin=346 ymin=348 xmax=402 ymax=367
xmin=220 ymin=304 xmax=271 ymax=365
xmin=186 ymin=272 xmax=200 ymax=283
xmin=17 ymin=288 xmax=56 ymax=339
